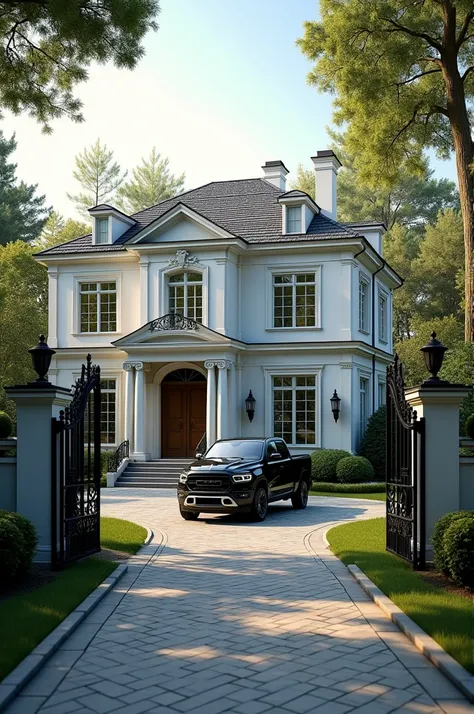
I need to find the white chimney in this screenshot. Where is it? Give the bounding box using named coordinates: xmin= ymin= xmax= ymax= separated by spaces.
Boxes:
xmin=311 ymin=150 xmax=342 ymax=221
xmin=262 ymin=160 xmax=289 ymax=191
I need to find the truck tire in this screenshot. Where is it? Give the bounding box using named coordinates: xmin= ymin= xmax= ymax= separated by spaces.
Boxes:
xmin=250 ymin=486 xmax=268 ymax=522
xmin=180 ymin=508 xmax=199 ymax=521
xmin=291 ymin=479 xmax=309 ymax=510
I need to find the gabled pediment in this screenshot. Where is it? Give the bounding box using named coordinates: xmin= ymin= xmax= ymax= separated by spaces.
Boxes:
xmin=125 ymin=203 xmax=235 ymax=245
xmin=113 ymin=314 xmax=234 ymax=349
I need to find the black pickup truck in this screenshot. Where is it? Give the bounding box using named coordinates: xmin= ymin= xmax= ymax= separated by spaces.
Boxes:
xmin=177 ymin=438 xmax=312 ymax=522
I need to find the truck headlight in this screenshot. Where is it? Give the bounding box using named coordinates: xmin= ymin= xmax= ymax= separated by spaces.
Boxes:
xmin=179 ymin=473 xmax=188 ymax=484
xmin=232 ymin=473 xmax=252 ymax=483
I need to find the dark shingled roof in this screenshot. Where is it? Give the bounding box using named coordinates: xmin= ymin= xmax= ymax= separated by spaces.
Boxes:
xmin=37 ymin=178 xmax=360 ymax=256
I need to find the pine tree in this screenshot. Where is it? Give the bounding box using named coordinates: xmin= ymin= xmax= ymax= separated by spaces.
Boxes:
xmin=37 ymin=214 xmax=90 ymax=250
xmin=117 ymin=148 xmax=185 ymax=213
xmin=68 ymin=139 xmax=127 ymax=217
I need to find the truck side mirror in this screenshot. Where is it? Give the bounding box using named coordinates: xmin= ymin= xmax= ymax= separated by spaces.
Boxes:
xmin=269 ymin=452 xmax=282 ymax=461
xmin=195 ymin=452 xmax=203 ymax=460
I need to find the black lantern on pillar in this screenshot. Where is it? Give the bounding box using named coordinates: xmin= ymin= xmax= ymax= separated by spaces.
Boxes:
xmin=28 ymin=335 xmax=56 ymax=384
xmin=420 ymin=332 xmax=448 ymax=384
xmin=245 ymin=390 xmax=256 ymax=422
xmin=330 ymin=389 xmax=341 ymax=423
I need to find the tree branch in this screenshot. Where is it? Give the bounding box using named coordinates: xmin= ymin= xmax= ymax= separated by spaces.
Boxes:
xmin=396 ymin=68 xmax=442 ymax=86
xmin=456 ymin=9 xmax=473 ymax=50
xmin=462 ymin=65 xmax=474 ymax=82
xmin=382 ymin=17 xmax=443 ymax=53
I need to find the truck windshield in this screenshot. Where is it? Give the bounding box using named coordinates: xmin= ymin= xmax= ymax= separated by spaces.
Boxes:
xmin=205 ymin=440 xmax=264 ymax=460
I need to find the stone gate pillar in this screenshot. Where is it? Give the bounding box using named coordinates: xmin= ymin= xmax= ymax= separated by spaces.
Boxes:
xmin=405 ymin=384 xmax=470 ymax=560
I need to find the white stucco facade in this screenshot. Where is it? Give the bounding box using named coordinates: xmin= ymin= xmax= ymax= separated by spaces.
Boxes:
xmin=38 ymin=153 xmax=401 ymax=460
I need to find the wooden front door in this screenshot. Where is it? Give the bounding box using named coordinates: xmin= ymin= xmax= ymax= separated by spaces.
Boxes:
xmin=161 ymin=382 xmax=206 ymax=458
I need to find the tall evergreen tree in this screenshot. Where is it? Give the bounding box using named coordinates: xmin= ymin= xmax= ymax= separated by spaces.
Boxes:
xmin=68 ymin=139 xmax=127 ymax=217
xmin=117 ymin=148 xmax=185 ymax=213
xmin=37 ymin=213 xmax=90 ymax=249
xmin=0 ymin=132 xmax=49 ymax=245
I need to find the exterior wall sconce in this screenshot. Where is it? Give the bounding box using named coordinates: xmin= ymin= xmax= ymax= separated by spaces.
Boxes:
xmin=330 ymin=389 xmax=341 ymax=423
xmin=28 ymin=335 xmax=56 ymax=385
xmin=245 ymin=390 xmax=256 ymax=422
xmin=420 ymin=332 xmax=448 ymax=384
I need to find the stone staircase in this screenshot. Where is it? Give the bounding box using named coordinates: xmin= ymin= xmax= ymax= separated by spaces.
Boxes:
xmin=115 ymin=459 xmax=194 ymax=489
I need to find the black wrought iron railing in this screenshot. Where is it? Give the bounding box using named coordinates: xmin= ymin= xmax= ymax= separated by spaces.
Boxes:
xmin=108 ymin=439 xmax=130 ymax=473
xmin=195 ymin=432 xmax=207 ymax=456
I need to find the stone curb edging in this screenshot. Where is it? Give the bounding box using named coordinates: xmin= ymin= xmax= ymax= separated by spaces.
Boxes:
xmin=144 ymin=527 xmax=153 ymax=545
xmin=348 ymin=563 xmax=474 ymax=703
xmin=0 ymin=563 xmax=128 ymax=713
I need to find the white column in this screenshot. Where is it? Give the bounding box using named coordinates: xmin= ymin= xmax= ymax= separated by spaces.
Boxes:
xmin=216 ymin=361 xmax=228 ymax=440
xmin=48 ymin=268 xmax=58 ymax=348
xmin=124 ymin=363 xmax=135 ymax=450
xmin=204 ymin=361 xmax=217 ymax=447
xmin=139 ymin=258 xmax=149 ymax=324
xmin=228 ymin=361 xmax=236 ymax=437
xmin=133 ymin=362 xmax=148 ymax=460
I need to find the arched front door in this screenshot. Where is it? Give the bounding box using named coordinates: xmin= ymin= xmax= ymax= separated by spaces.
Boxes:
xmin=161 ymin=369 xmax=206 ymax=458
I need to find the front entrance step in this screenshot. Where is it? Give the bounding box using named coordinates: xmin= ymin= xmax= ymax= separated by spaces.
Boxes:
xmin=115 ymin=459 xmax=193 ymax=489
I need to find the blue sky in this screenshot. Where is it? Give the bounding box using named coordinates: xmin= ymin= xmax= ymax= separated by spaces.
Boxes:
xmin=1 ymin=0 xmax=456 ymax=219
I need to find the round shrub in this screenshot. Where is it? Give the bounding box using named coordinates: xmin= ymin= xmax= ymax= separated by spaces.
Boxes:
xmin=336 ymin=455 xmax=375 ymax=484
xmin=0 ymin=411 xmax=13 ymax=439
xmin=0 ymin=510 xmax=37 ymax=559
xmin=432 ymin=510 xmax=473 ymax=573
xmin=443 ymin=516 xmax=474 ymax=587
xmin=465 ymin=414 xmax=474 ymax=440
xmin=359 ymin=405 xmax=386 ymax=481
xmin=0 ymin=518 xmax=24 ymax=585
xmin=310 ymin=449 xmax=351 ymax=483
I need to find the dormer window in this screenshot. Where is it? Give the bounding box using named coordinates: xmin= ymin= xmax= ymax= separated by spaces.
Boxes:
xmin=287 ymin=206 xmax=302 ymax=233
xmin=96 ymin=218 xmax=109 ymax=244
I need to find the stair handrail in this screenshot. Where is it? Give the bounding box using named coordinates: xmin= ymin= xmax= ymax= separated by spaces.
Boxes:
xmin=108 ymin=439 xmax=130 ymax=473
xmin=195 ymin=432 xmax=207 ymax=456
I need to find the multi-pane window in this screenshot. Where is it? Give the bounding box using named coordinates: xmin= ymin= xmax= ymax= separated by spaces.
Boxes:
xmin=359 ymin=275 xmax=370 ymax=332
xmin=378 ymin=380 xmax=386 ymax=407
xmin=85 ymin=379 xmax=116 ymax=445
xmin=379 ymin=292 xmax=388 ymax=342
xmin=169 ymin=272 xmax=203 ymax=323
xmin=273 ymin=273 xmax=316 ymax=328
xmin=360 ymin=377 xmax=370 ymax=438
xmin=80 ymin=282 xmax=117 ymax=333
xmin=273 ymin=375 xmax=317 ymax=445
xmin=287 ymin=206 xmax=302 ymax=233
xmin=96 ymin=218 xmax=109 ymax=244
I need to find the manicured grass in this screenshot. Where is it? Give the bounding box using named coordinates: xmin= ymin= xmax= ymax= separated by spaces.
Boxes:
xmin=311 ymin=490 xmax=385 ymax=501
xmin=100 ymin=516 xmax=147 ymax=555
xmin=0 ymin=516 xmax=147 ymax=682
xmin=327 ymin=518 xmax=474 ymax=674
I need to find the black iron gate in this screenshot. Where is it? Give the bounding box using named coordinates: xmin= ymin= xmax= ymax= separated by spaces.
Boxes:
xmin=51 ymin=355 xmax=101 ymax=569
xmin=386 ymin=355 xmax=426 ymax=569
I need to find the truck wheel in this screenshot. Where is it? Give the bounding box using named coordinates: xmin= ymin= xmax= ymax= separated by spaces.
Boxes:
xmin=180 ymin=508 xmax=199 ymax=521
xmin=250 ymin=487 xmax=268 ymax=522
xmin=291 ymin=480 xmax=309 ymax=510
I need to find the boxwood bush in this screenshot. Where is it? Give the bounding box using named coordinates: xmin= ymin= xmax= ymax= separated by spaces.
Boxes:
xmin=310 ymin=449 xmax=351 ymax=483
xmin=0 ymin=411 xmax=13 ymax=439
xmin=0 ymin=510 xmax=37 ymax=586
xmin=311 ymin=481 xmax=385 ymax=494
xmin=336 ymin=455 xmax=375 ymax=484
xmin=432 ymin=510 xmax=473 ymax=574
xmin=443 ymin=515 xmax=474 ymax=587
xmin=359 ymin=405 xmax=386 ymax=481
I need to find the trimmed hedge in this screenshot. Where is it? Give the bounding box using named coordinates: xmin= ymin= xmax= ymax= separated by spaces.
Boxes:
xmin=311 ymin=481 xmax=385 ymax=494
xmin=0 ymin=411 xmax=13 ymax=439
xmin=432 ymin=510 xmax=473 ymax=574
xmin=336 ymin=455 xmax=375 ymax=484
xmin=0 ymin=510 xmax=37 ymax=586
xmin=443 ymin=516 xmax=474 ymax=587
xmin=84 ymin=449 xmax=115 ymax=486
xmin=310 ymin=449 xmax=351 ymax=483
xmin=359 ymin=405 xmax=386 ymax=481
xmin=465 ymin=414 xmax=474 ymax=440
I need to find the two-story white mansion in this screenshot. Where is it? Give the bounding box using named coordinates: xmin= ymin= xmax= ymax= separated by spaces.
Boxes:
xmin=37 ymin=151 xmax=401 ymax=460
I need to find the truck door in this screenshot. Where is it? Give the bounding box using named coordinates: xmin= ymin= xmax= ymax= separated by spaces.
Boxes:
xmin=265 ymin=440 xmax=285 ymax=498
xmin=275 ymin=440 xmax=294 ymax=493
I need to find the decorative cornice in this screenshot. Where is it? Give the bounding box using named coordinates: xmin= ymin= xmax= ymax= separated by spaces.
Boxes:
xmin=149 ymin=313 xmax=199 ymax=332
xmin=339 ymin=362 xmax=353 ymax=370
xmin=168 ymin=249 xmax=200 ymax=268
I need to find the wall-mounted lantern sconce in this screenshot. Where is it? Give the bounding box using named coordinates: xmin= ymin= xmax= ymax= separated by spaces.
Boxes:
xmin=420 ymin=332 xmax=448 ymax=384
xmin=330 ymin=389 xmax=341 ymax=423
xmin=28 ymin=335 xmax=55 ymax=385
xmin=245 ymin=390 xmax=256 ymax=422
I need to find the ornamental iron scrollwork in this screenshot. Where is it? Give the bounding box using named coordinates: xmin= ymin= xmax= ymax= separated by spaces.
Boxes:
xmin=149 ymin=313 xmax=199 ymax=332
xmin=386 ymin=354 xmax=425 ymax=570
xmin=51 ymin=354 xmax=102 ymax=569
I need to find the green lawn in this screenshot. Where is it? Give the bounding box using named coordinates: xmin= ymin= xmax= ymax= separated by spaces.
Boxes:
xmin=0 ymin=516 xmax=147 ymax=682
xmin=311 ymin=490 xmax=385 ymax=501
xmin=327 ymin=518 xmax=474 ymax=674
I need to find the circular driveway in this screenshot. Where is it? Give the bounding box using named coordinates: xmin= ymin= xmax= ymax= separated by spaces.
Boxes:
xmin=8 ymin=491 xmax=471 ymax=714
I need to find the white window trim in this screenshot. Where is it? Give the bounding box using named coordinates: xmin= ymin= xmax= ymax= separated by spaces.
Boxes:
xmin=159 ymin=264 xmax=209 ymax=326
xmin=265 ymin=264 xmax=322 ymax=331
xmin=92 ymin=216 xmax=112 ymax=246
xmin=358 ymin=271 xmax=371 ymax=335
xmin=378 ymin=286 xmax=389 ymax=344
xmin=358 ymin=368 xmax=372 ymax=443
xmin=284 ymin=205 xmax=303 ymax=234
xmin=73 ymin=369 xmax=122 ymax=448
xmin=377 ymin=375 xmax=386 ymax=408
xmin=263 ymin=365 xmax=323 ymax=448
xmin=72 ymin=273 xmax=122 ymax=335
